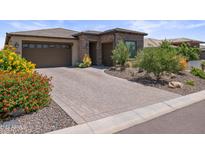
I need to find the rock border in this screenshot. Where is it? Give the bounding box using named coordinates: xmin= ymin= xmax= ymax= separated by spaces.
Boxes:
xmin=48 ymin=90 xmax=205 ymax=134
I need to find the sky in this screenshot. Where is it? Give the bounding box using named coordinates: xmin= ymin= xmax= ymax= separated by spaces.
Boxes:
xmin=1 ymin=20 xmax=205 ymax=47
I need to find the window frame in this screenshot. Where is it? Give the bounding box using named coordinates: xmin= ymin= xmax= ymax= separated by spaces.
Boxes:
xmin=124 ymin=40 xmax=137 ymax=58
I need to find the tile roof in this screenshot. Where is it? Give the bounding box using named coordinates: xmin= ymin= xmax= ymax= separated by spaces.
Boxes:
xmin=72 ymin=30 xmax=102 ymax=36
xmin=7 ymin=28 xmax=79 ymax=39
xmin=101 ymin=28 xmax=148 ymax=35
xmin=7 ymin=27 xmax=148 ymax=39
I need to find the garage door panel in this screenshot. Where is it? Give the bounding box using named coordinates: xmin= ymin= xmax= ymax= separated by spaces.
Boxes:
xmin=22 ymin=42 xmax=72 ymax=68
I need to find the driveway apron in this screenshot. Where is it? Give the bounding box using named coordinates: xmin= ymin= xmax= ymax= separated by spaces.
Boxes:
xmin=38 ymin=67 xmax=180 ymax=124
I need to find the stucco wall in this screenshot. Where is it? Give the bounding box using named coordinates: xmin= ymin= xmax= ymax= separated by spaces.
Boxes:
xmin=8 ymin=36 xmax=79 ymax=66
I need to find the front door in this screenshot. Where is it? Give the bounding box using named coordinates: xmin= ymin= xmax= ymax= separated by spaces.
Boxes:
xmin=89 ymin=42 xmax=97 ymax=65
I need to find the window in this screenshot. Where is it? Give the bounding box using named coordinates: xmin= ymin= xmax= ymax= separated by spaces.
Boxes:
xmin=36 ymin=44 xmax=42 ymax=48
xmin=125 ymin=41 xmax=137 ymax=58
xmin=43 ymin=44 xmax=48 ymax=48
xmin=49 ymin=44 xmax=55 ymax=48
xmin=22 ymin=44 xmax=29 ymax=49
xmin=29 ymin=44 xmax=35 ymax=48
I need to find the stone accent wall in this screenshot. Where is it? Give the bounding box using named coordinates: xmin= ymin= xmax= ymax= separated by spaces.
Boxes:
xmin=78 ymin=34 xmax=102 ymax=65
xmin=115 ymin=32 xmax=144 ymax=51
xmin=100 ymin=34 xmax=114 ymax=43
xmin=78 ymin=32 xmax=145 ymax=65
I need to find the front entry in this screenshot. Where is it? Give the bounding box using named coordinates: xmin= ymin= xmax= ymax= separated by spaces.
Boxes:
xmin=89 ymin=42 xmax=97 ymax=65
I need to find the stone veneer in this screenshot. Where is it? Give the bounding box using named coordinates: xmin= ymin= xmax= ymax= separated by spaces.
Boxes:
xmin=78 ymin=32 xmax=145 ymax=65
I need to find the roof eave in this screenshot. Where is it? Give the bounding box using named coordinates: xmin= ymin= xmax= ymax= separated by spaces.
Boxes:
xmin=100 ymin=30 xmax=148 ymax=36
xmin=72 ymin=32 xmax=100 ymax=37
xmin=6 ymin=33 xmax=78 ymax=40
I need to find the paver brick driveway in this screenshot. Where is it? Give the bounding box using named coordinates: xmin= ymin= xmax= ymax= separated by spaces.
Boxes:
xmin=38 ymin=67 xmax=180 ymax=124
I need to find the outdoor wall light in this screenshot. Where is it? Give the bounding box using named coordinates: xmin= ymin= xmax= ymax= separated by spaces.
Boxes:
xmin=14 ymin=42 xmax=19 ymax=48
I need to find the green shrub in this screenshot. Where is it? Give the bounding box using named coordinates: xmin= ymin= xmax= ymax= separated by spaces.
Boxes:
xmin=112 ymin=40 xmax=129 ymax=66
xmin=0 ymin=45 xmax=35 ymax=73
xmin=201 ymin=61 xmax=205 ymax=71
xmin=185 ymin=80 xmax=195 ymax=86
xmin=160 ymin=40 xmax=176 ymax=52
xmin=136 ymin=47 xmax=181 ymax=80
xmin=191 ymin=67 xmax=205 ymax=79
xmin=201 ymin=60 xmax=205 ymax=66
xmin=160 ymin=40 xmax=200 ymax=61
xmin=0 ymin=71 xmax=52 ymax=119
xmin=176 ymin=43 xmax=200 ymax=61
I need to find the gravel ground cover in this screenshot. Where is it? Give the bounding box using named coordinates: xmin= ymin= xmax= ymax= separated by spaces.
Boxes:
xmin=0 ymin=100 xmax=76 ymax=134
xmin=105 ymin=68 xmax=205 ymax=95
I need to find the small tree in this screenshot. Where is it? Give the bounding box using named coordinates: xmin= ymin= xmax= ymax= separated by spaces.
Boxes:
xmin=160 ymin=40 xmax=173 ymax=50
xmin=136 ymin=47 xmax=181 ymax=80
xmin=112 ymin=40 xmax=129 ymax=66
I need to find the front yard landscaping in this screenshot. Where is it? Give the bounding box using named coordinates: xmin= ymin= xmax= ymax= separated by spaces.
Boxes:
xmin=0 ymin=100 xmax=76 ymax=134
xmin=0 ymin=45 xmax=76 ymax=133
xmin=105 ymin=68 xmax=205 ymax=95
xmin=105 ymin=40 xmax=205 ymax=96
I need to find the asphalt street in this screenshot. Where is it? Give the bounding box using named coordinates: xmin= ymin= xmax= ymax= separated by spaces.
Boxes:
xmin=118 ymin=100 xmax=205 ymax=134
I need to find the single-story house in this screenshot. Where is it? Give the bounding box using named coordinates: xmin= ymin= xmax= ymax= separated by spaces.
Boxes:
xmin=5 ymin=28 xmax=147 ymax=68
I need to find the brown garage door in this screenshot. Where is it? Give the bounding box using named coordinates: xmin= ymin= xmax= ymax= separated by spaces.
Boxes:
xmin=22 ymin=42 xmax=72 ymax=68
xmin=102 ymin=42 xmax=113 ymax=66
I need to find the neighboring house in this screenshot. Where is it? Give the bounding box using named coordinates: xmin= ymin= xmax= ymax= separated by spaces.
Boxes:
xmin=167 ymin=38 xmax=205 ymax=48
xmin=5 ymin=28 xmax=147 ymax=68
xmin=145 ymin=37 xmax=205 ymax=48
xmin=145 ymin=37 xmax=205 ymax=59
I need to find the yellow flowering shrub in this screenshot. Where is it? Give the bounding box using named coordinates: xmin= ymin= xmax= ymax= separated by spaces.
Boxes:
xmin=179 ymin=57 xmax=188 ymax=71
xmin=0 ymin=45 xmax=35 ymax=73
xmin=78 ymin=54 xmax=92 ymax=68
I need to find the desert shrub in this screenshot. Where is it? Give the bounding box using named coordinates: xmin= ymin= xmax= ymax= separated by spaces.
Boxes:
xmin=78 ymin=54 xmax=92 ymax=68
xmin=201 ymin=60 xmax=205 ymax=66
xmin=179 ymin=57 xmax=188 ymax=70
xmin=201 ymin=61 xmax=205 ymax=71
xmin=191 ymin=67 xmax=205 ymax=79
xmin=0 ymin=45 xmax=35 ymax=73
xmin=176 ymin=43 xmax=200 ymax=61
xmin=160 ymin=40 xmax=200 ymax=61
xmin=160 ymin=40 xmax=176 ymax=51
xmin=0 ymin=71 xmax=52 ymax=119
xmin=125 ymin=61 xmax=133 ymax=68
xmin=112 ymin=40 xmax=129 ymax=66
xmin=185 ymin=80 xmax=195 ymax=86
xmin=136 ymin=47 xmax=181 ymax=80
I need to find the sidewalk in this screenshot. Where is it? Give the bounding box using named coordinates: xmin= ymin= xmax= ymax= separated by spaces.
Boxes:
xmin=118 ymin=100 xmax=205 ymax=134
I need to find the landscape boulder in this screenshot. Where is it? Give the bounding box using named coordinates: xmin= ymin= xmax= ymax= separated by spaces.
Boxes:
xmin=168 ymin=81 xmax=183 ymax=88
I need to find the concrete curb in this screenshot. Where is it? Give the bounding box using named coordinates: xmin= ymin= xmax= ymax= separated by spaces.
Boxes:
xmin=48 ymin=90 xmax=205 ymax=134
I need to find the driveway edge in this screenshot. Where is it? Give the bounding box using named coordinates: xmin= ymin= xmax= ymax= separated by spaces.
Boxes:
xmin=48 ymin=90 xmax=205 ymax=134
